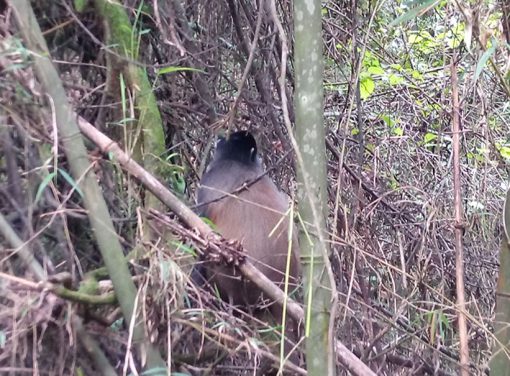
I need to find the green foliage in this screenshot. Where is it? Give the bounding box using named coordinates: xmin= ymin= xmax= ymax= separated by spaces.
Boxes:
xmin=408 ymin=30 xmax=440 ymax=54
xmin=466 ymin=146 xmax=489 ymax=163
xmin=35 ymin=168 xmax=84 ymax=203
xmin=392 ymin=126 xmax=404 ymax=136
xmin=358 ymin=47 xmax=429 ymax=100
xmin=360 ymin=76 xmax=375 ymax=99
xmin=380 ymin=114 xmax=403 ymax=136
xmin=171 ymin=172 xmax=186 ymax=195
xmin=423 ymin=132 xmax=438 ymax=145
xmin=474 ymin=40 xmax=498 ymax=82
xmin=436 ymin=21 xmax=465 ymax=49
xmin=380 ymin=114 xmax=395 ymax=128
xmin=131 ymin=1 xmax=151 ymax=58
xmin=171 ymin=241 xmax=197 ymax=257
xmin=58 ymin=169 xmax=84 ymax=197
xmin=74 ymin=0 xmax=88 ymax=12
xmin=200 ymin=217 xmax=216 ymax=228
xmin=164 ymin=153 xmax=186 ymax=195
xmin=390 ymin=0 xmax=441 ymax=27
xmin=496 ymin=142 xmax=510 ymax=161
xmin=388 ymin=174 xmax=399 ymax=190
xmin=425 ymin=309 xmax=451 ymax=344
xmin=0 ymin=38 xmax=32 ymax=72
xmin=35 ymin=171 xmax=57 ymax=203
xmin=157 ymin=66 xmax=204 ymax=75
xmin=359 ymin=50 xmax=380 ymax=99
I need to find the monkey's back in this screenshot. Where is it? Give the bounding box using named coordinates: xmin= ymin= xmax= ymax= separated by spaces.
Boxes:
xmin=197 ymin=161 xmax=301 ymax=307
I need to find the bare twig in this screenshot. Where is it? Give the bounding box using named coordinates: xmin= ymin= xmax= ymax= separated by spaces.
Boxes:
xmin=225 ymin=0 xmax=264 ymax=130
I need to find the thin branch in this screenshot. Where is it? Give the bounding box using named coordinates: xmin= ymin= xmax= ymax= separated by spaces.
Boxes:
xmin=225 ymin=0 xmax=264 ymax=129
xmin=450 ymin=53 xmax=470 ymax=376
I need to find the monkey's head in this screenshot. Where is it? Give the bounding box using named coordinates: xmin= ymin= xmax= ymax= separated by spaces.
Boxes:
xmin=214 ymin=130 xmax=258 ymax=166
xmin=197 ymin=130 xmax=262 ymax=214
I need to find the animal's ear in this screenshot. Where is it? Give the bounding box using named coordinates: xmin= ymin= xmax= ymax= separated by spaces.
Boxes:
xmin=211 ymin=130 xmax=258 ymax=165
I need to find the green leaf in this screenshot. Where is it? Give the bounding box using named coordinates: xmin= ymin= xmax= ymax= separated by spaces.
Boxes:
xmin=171 ymin=172 xmax=186 ymax=195
xmin=474 ymin=41 xmax=498 ymax=82
xmin=171 ymin=241 xmax=197 ymax=257
xmin=408 ymin=34 xmax=422 ymax=44
xmin=390 ymin=0 xmax=441 ymax=26
xmin=157 ymin=66 xmax=204 ymax=75
xmin=360 ymin=77 xmax=375 ymax=99
xmin=35 ymin=171 xmax=57 ymax=204
xmin=392 ymin=127 xmax=404 ymax=136
xmin=438 ymin=311 xmax=450 ymax=339
xmin=201 ymin=217 xmax=217 ymax=230
xmin=411 ymin=70 xmax=423 ymax=80
xmin=499 ymin=146 xmax=510 ymax=160
xmin=367 ymin=66 xmax=385 ymax=75
xmin=388 ymin=74 xmax=404 ymax=86
xmin=119 ymin=73 xmax=127 ymax=116
xmin=423 ymin=132 xmax=437 ymax=144
xmin=58 ymin=169 xmax=84 ymax=198
xmin=74 ymin=0 xmax=88 ymax=12
xmin=381 ymin=115 xmax=395 ymax=127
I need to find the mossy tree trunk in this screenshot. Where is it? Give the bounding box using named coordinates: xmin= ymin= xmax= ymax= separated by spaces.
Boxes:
xmin=92 ymin=0 xmax=171 ymax=210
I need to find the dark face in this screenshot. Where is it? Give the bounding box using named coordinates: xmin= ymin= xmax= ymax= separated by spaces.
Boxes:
xmin=215 ymin=130 xmax=258 ymax=165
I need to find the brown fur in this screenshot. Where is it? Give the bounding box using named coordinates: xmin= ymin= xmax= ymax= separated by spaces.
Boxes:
xmin=204 ymin=177 xmax=301 ymax=309
xmin=196 ymin=133 xmax=302 ymax=370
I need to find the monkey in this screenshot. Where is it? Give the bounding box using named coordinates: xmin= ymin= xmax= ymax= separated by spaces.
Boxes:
xmin=196 ymin=130 xmax=301 ymax=370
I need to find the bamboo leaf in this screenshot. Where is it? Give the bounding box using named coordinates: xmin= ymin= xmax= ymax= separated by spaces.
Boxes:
xmin=390 ymin=0 xmax=441 ymax=27
xmin=157 ymin=66 xmax=204 ymax=75
xmin=35 ymin=171 xmax=56 ymax=204
xmin=474 ymin=41 xmax=498 ymax=82
xmin=58 ymin=169 xmax=84 ymax=198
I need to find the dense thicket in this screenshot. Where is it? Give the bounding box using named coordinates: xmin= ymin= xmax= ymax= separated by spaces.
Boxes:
xmin=1 ymin=0 xmax=509 ymax=375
